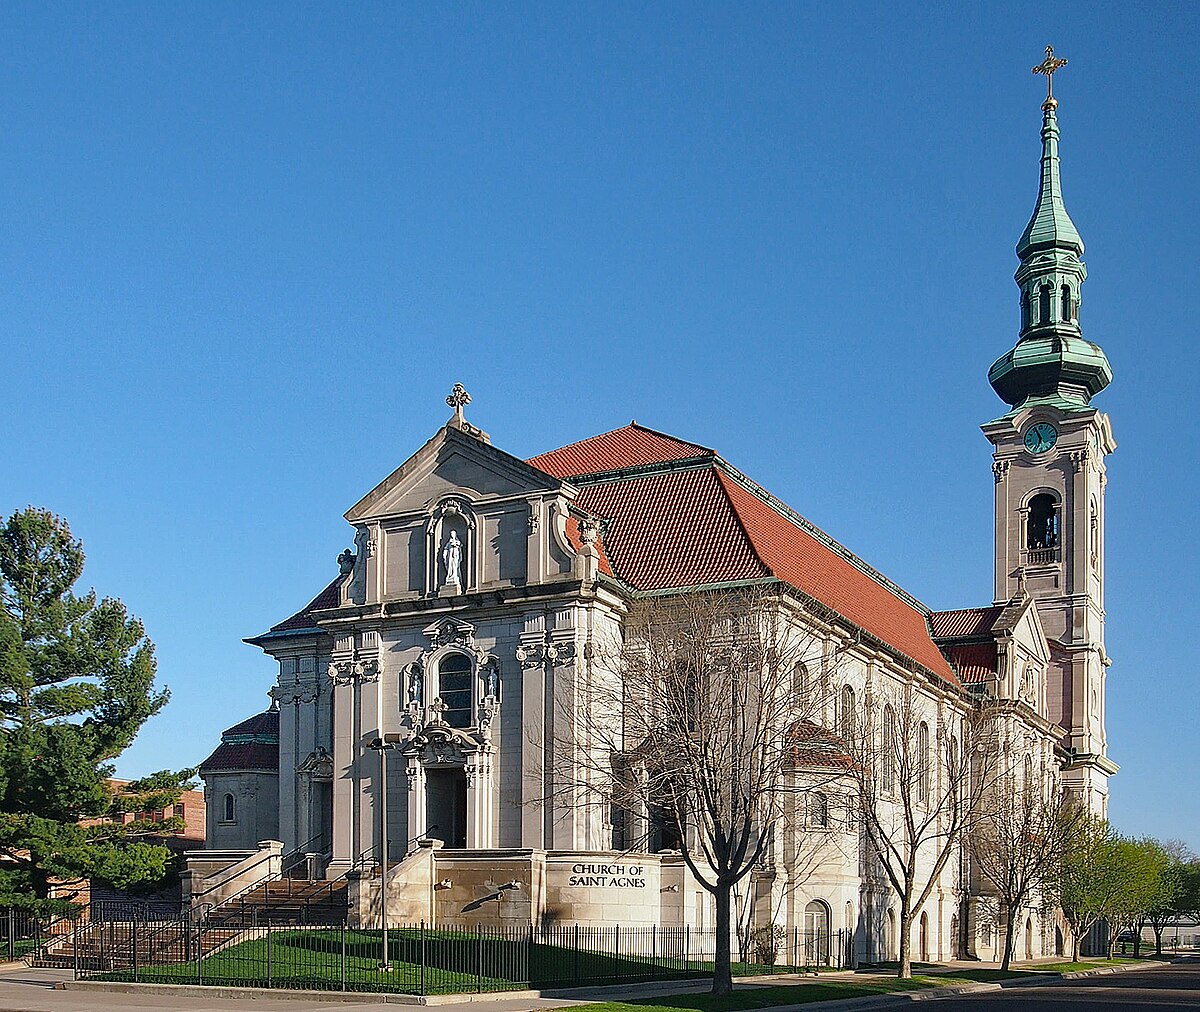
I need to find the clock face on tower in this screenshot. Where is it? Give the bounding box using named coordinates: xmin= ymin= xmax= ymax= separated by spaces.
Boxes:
xmin=1024 ymin=422 xmax=1058 ymax=454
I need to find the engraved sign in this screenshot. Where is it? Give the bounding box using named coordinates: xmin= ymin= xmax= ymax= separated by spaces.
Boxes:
xmin=568 ymin=862 xmax=648 ymax=889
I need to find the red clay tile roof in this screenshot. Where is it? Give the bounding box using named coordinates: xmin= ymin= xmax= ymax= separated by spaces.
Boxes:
xmin=575 ymin=467 xmax=763 ymax=589
xmin=222 ymin=708 xmax=280 ymax=742
xmin=200 ymin=708 xmax=280 ymax=773
xmin=529 ymin=423 xmax=714 ymax=478
xmin=534 ymin=425 xmax=958 ymax=685
xmin=714 ymin=471 xmax=957 ymax=683
xmin=269 ymin=578 xmax=342 ymax=633
xmin=943 ymin=642 xmax=998 ymax=684
xmin=199 ymin=742 xmax=279 ymax=773
xmin=929 ymin=606 xmax=1003 ymax=640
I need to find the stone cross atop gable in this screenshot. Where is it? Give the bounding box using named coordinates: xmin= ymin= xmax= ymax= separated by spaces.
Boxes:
xmin=444 ymin=383 xmax=491 ymax=443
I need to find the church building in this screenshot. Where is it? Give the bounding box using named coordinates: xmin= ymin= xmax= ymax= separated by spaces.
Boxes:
xmin=193 ymin=55 xmax=1116 ymax=963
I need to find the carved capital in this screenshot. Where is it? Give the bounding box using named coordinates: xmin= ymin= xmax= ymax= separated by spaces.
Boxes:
xmin=1070 ymin=448 xmax=1090 ymax=473
xmin=271 ymin=676 xmax=320 ymax=706
xmin=327 ymin=656 xmax=380 ymax=686
xmin=516 ymin=635 xmax=576 ymax=669
xmin=992 ymin=459 xmax=1011 ymax=483
xmin=464 ymin=760 xmax=491 ymax=787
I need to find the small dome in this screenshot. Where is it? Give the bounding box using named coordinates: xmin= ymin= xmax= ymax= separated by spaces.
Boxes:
xmin=988 ymin=335 xmax=1112 ymax=408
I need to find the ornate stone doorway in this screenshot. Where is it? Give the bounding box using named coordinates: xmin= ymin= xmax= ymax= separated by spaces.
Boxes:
xmin=425 ymin=768 xmax=468 ymax=848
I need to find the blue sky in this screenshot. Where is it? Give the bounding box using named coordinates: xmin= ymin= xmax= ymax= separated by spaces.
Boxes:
xmin=2 ymin=4 xmax=1197 ymax=848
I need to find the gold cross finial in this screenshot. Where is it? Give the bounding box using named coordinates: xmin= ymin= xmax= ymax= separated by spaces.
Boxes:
xmin=1032 ymin=45 xmax=1068 ymax=109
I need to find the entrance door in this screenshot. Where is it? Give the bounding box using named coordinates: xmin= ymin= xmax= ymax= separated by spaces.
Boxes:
xmin=804 ymin=901 xmax=830 ymax=966
xmin=425 ymin=768 xmax=468 ymax=848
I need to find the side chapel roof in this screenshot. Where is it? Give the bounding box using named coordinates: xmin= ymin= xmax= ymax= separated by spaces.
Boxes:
xmin=199 ymin=706 xmax=279 ymax=774
xmin=929 ymin=605 xmax=1004 ymax=684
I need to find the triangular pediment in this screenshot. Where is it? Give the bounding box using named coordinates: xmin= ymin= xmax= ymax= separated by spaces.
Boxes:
xmin=992 ymin=596 xmax=1051 ymax=666
xmin=346 ymin=426 xmax=570 ymax=524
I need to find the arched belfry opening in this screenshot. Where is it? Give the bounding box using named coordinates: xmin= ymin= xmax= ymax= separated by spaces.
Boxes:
xmin=1026 ymin=492 xmax=1061 ymax=564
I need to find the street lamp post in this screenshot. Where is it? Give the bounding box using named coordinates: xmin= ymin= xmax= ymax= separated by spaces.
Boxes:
xmin=369 ymin=734 xmax=404 ymax=972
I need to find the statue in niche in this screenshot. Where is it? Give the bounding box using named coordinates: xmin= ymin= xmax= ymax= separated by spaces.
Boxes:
xmin=409 ymin=666 xmax=424 ymax=706
xmin=442 ymin=530 xmax=464 ymax=588
xmin=484 ymin=663 xmax=499 ymax=700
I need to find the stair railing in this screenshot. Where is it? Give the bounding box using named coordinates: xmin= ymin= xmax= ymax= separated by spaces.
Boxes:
xmin=280 ymin=831 xmax=328 ymax=879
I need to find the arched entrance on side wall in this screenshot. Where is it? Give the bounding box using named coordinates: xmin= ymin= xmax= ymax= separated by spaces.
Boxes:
xmin=1055 ymin=926 xmax=1065 ymax=956
xmin=919 ymin=911 xmax=929 ymax=963
xmin=949 ymin=915 xmax=959 ymax=959
xmin=804 ymin=900 xmax=831 ymax=966
xmin=1025 ymin=917 xmax=1033 ymax=960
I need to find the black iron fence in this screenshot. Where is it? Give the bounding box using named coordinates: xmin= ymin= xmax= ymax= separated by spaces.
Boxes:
xmin=0 ymin=908 xmax=59 ymax=962
xmin=38 ymin=916 xmax=847 ymax=994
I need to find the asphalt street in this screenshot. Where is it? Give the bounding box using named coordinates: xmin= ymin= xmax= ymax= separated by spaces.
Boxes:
xmin=0 ymin=962 xmax=1194 ymax=1012
xmin=912 ymin=961 xmax=1200 ymax=1010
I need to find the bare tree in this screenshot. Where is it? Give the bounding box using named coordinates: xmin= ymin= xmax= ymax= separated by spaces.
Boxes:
xmin=970 ymin=763 xmax=1080 ymax=970
xmin=555 ymin=583 xmax=839 ymax=995
xmin=833 ymin=680 xmax=1002 ymax=978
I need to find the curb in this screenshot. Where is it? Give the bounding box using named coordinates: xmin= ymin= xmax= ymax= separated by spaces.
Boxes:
xmin=58 ymin=979 xmax=542 ymax=1005
xmin=1058 ymin=959 xmax=1164 ymax=980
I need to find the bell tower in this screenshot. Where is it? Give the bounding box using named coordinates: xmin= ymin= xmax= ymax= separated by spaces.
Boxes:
xmin=981 ymin=48 xmax=1118 ymax=813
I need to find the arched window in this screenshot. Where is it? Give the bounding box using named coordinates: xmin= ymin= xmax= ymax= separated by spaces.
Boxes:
xmin=1025 ymin=754 xmax=1035 ymax=793
xmin=793 ymin=662 xmax=809 ymax=707
xmin=917 ymin=722 xmax=930 ymax=804
xmin=808 ymin=792 xmax=829 ymax=828
xmin=1027 ymin=494 xmax=1060 ymax=551
xmin=881 ymin=704 xmax=896 ymax=794
xmin=222 ymin=793 xmax=235 ymax=823
xmin=947 ymin=734 xmax=959 ymax=804
xmin=437 ymin=653 xmax=473 ymax=729
xmin=1020 ymin=289 xmax=1031 ymax=331
xmin=1038 ymin=283 xmax=1052 ymax=325
xmin=840 ymin=685 xmax=855 ymax=740
xmin=1060 ymin=284 xmax=1072 ymax=322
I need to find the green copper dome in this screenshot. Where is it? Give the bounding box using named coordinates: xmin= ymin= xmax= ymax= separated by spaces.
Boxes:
xmin=989 ymin=334 xmax=1112 ymax=408
xmin=990 ymin=76 xmax=1112 ymax=412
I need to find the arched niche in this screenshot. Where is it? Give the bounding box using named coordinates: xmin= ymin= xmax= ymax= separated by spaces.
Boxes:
xmin=425 ymin=498 xmax=477 ymax=594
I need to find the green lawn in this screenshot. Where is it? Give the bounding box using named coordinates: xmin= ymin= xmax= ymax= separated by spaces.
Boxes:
xmin=89 ymin=928 xmax=824 ymax=995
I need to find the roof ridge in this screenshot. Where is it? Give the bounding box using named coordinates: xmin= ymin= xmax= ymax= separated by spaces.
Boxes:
xmin=713 ymin=459 xmax=934 ymax=616
xmin=533 ymin=422 xmax=712 ymax=461
xmin=558 ymin=455 xmax=716 ymax=486
xmin=625 ymin=421 xmax=715 ymax=456
xmin=709 ymin=468 xmax=775 ymax=580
